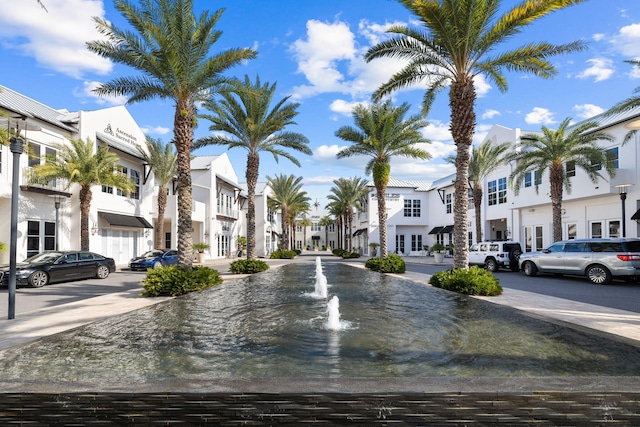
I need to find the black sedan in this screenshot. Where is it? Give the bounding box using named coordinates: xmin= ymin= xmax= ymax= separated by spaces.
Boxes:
xmin=0 ymin=251 xmax=116 ymax=288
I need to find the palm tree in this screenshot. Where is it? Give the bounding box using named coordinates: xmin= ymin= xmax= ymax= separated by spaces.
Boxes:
xmin=447 ymin=140 xmax=511 ymax=243
xmin=266 ymin=174 xmax=310 ymax=250
xmin=137 ymin=137 xmax=177 ymax=250
xmin=509 ymin=117 xmax=615 ymax=242
xmin=196 ymin=75 xmax=311 ymax=259
xmin=326 ymin=201 xmax=344 ymax=249
xmin=336 ymin=100 xmax=430 ymax=258
xmin=318 ymin=215 xmax=333 ymax=250
xmin=297 ymin=217 xmax=313 ymax=250
xmin=327 ymin=177 xmax=369 ymax=252
xmin=29 ymin=138 xmax=134 ymax=251
xmin=366 ymin=0 xmax=587 ymax=269
xmin=86 ymin=0 xmax=257 ymax=267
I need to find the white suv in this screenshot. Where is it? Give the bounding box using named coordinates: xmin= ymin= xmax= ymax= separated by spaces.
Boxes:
xmin=468 ymin=241 xmax=523 ymax=272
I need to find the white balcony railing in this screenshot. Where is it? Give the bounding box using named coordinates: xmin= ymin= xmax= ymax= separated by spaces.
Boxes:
xmin=22 ymin=168 xmax=69 ymax=193
xmin=216 ymin=206 xmax=239 ymax=219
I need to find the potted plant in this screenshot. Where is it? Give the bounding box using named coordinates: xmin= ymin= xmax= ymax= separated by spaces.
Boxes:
xmin=422 ymin=244 xmax=429 ymax=256
xmin=431 ymin=243 xmax=446 ymax=263
xmin=193 ymin=242 xmax=210 ymax=263
xmin=369 ymin=242 xmax=380 ymax=257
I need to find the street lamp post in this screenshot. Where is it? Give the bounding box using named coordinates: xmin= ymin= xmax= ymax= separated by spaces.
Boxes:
xmin=8 ymin=137 xmax=24 ymax=320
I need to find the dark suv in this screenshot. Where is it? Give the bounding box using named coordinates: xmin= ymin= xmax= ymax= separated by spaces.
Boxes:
xmin=468 ymin=241 xmax=523 ymax=272
xmin=518 ymin=238 xmax=640 ymax=284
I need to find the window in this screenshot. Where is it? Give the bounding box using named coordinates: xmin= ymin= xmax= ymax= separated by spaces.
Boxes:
xmin=165 ymin=232 xmax=171 ymax=250
xmin=488 ymin=178 xmax=507 ymax=205
xmin=395 ymin=234 xmax=405 ymax=254
xmin=592 ymin=147 xmax=619 ymax=171
xmin=116 ymin=166 xmax=128 ymax=196
xmin=488 ymin=180 xmax=497 ymax=205
xmin=28 ymin=143 xmax=41 ymax=167
xmin=27 ymin=220 xmax=55 ymax=258
xmin=328 ymin=224 xmax=335 ymax=232
xmin=130 ymin=169 xmax=140 ymax=200
xmin=498 ymin=177 xmax=507 ymax=204
xmin=566 ymin=223 xmax=577 ymax=240
xmin=296 ymin=224 xmax=302 ymax=232
xmin=445 ymin=193 xmax=452 ymax=214
xmin=403 ymin=199 xmax=421 ymax=217
xmin=311 ymin=222 xmax=319 ymax=231
xmin=609 ymin=220 xmax=620 ymax=238
xmin=411 ymin=234 xmax=423 ymax=252
xmin=566 ymin=161 xmax=575 ymax=178
xmin=590 ymin=221 xmax=602 ymax=238
xmin=535 ymin=226 xmax=543 ymax=251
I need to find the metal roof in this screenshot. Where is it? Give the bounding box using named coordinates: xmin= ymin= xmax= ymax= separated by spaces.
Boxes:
xmin=0 ymin=85 xmax=77 ymax=132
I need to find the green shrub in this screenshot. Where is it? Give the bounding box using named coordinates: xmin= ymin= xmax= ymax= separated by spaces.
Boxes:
xmin=332 ymin=248 xmax=346 ymax=257
xmin=269 ymin=249 xmax=297 ymax=259
xmin=429 ymin=266 xmax=502 ymax=296
xmin=342 ymin=251 xmax=361 ymax=259
xmin=142 ymin=265 xmax=222 ymax=297
xmin=230 ymin=259 xmax=269 ymax=274
xmin=365 ymin=254 xmax=406 ymax=273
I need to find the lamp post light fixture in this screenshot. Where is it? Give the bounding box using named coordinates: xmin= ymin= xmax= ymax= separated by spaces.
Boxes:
xmin=8 ymin=137 xmax=24 ymax=320
xmin=615 ymin=183 xmax=633 ymax=238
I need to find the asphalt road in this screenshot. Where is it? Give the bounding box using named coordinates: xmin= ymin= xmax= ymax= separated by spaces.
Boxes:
xmin=404 ymin=261 xmax=640 ymax=313
xmin=0 ymin=269 xmax=147 ymax=318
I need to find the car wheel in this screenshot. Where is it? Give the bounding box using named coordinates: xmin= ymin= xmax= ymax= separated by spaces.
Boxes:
xmin=96 ymin=265 xmax=110 ymax=279
xmin=28 ymin=270 xmax=49 ymax=288
xmin=522 ymin=261 xmax=538 ymax=277
xmin=586 ymin=264 xmax=612 ymax=285
xmin=484 ymin=258 xmax=498 ymax=272
xmin=153 ymin=261 xmax=163 ymax=269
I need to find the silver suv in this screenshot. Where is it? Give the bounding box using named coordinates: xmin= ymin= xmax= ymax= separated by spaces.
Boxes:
xmin=468 ymin=241 xmax=523 ymax=272
xmin=519 ymin=238 xmax=640 ymax=285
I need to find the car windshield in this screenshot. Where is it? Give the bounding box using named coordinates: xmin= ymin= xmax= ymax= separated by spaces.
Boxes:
xmin=24 ymin=252 xmax=64 ymax=263
xmin=141 ymin=250 xmax=163 ymax=258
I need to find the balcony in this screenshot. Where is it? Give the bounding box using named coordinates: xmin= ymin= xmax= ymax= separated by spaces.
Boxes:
xmin=216 ymin=206 xmax=239 ymax=220
xmin=20 ymin=168 xmax=71 ymax=196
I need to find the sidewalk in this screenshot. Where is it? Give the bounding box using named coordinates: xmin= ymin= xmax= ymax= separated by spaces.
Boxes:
xmin=0 ymin=253 xmax=639 ymax=352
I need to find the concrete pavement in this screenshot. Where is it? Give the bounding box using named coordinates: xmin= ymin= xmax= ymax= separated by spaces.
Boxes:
xmin=0 ymin=252 xmax=639 ymax=352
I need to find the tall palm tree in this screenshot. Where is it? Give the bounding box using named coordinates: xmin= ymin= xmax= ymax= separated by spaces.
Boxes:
xmin=336 ymin=100 xmax=430 ymax=258
xmin=366 ymin=0 xmax=587 ymax=269
xmin=509 ymin=117 xmax=615 ymax=242
xmin=327 ymin=177 xmax=368 ymax=252
xmin=137 ymin=137 xmax=177 ymax=250
xmin=29 ymin=138 xmax=134 ymax=251
xmin=318 ymin=215 xmax=333 ymax=250
xmin=87 ymin=0 xmax=257 ymax=267
xmin=447 ymin=140 xmax=511 ymax=243
xmin=196 ymin=75 xmax=311 ymax=259
xmin=298 ymin=217 xmax=313 ymax=250
xmin=266 ymin=174 xmax=310 ymax=250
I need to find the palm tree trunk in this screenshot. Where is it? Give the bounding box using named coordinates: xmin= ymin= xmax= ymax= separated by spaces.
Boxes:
xmin=473 ymin=185 xmax=483 ymax=243
xmin=79 ymin=185 xmax=92 ymax=251
xmin=450 ymin=78 xmax=476 ymax=269
xmin=376 ymin=183 xmax=388 ymax=258
xmin=550 ymin=163 xmax=564 ymax=242
xmin=155 ymin=185 xmax=167 ymax=249
xmin=174 ymin=100 xmax=194 ymax=267
xmin=246 ymin=152 xmax=259 ymax=259
xmin=280 ymin=207 xmax=288 ymax=250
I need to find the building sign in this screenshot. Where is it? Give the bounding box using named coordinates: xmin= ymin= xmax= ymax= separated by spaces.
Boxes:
xmin=371 ymin=193 xmax=401 ymax=201
xmin=104 ymin=124 xmax=138 ymax=145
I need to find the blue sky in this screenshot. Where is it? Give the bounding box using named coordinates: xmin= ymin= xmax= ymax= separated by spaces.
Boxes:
xmin=2 ymin=0 xmax=640 ymax=204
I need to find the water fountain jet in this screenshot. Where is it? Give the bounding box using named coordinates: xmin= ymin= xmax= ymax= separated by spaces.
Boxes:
xmin=326 ymin=295 xmax=341 ymax=330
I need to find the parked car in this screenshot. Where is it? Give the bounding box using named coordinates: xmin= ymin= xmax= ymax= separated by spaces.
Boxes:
xmin=0 ymin=251 xmax=116 ymax=288
xmin=128 ymin=249 xmax=178 ymax=271
xmin=468 ymin=241 xmax=523 ymax=272
xmin=519 ymin=238 xmax=640 ymax=285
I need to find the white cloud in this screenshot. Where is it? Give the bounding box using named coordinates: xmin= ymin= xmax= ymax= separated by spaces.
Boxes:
xmin=610 ymin=23 xmax=640 ymax=57
xmin=473 ymin=74 xmax=492 ymax=97
xmin=314 ymin=144 xmax=348 ymax=161
xmin=290 ymin=20 xmax=356 ymax=98
xmin=141 ymin=125 xmax=171 ymax=136
xmin=75 ymin=81 xmax=127 ymax=106
xmin=421 ymin=120 xmax=452 ymax=141
xmin=592 ymin=33 xmax=605 ymax=42
xmin=576 ymin=58 xmax=615 ymax=82
xmin=358 ymin=19 xmax=404 ymax=46
xmin=525 ymin=107 xmax=556 ymax=125
xmin=573 ymin=104 xmax=605 ymax=119
xmin=0 ymin=0 xmax=112 ymax=78
xmin=482 ymin=109 xmax=501 ymax=120
xmin=329 ymin=99 xmax=369 ymax=116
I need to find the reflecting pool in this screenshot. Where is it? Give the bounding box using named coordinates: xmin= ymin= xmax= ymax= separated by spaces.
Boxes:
xmin=0 ymin=261 xmax=639 ymax=382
